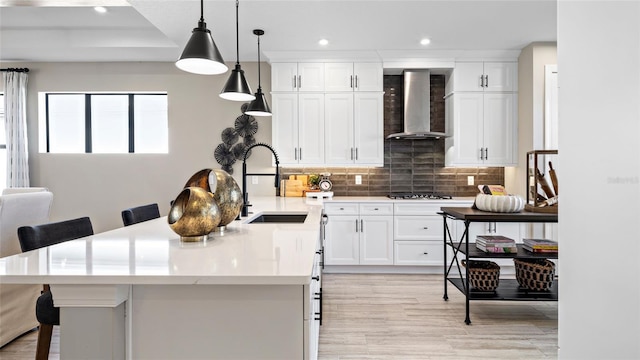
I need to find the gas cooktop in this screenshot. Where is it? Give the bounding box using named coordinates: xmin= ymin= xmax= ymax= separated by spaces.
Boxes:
xmin=387 ymin=193 xmax=453 ymax=200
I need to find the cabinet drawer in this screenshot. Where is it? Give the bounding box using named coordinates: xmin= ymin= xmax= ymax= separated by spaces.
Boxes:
xmin=359 ymin=203 xmax=393 ymax=216
xmin=394 ymin=215 xmax=443 ymax=241
xmin=393 ymin=203 xmax=442 ymax=216
xmin=324 ymin=202 xmax=359 ymax=215
xmin=394 ymin=241 xmax=450 ymax=266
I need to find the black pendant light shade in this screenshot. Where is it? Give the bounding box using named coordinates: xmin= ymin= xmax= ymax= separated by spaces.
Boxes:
xmin=245 ymin=29 xmax=271 ymax=117
xmin=220 ymin=0 xmax=254 ymax=101
xmin=245 ymin=90 xmax=271 ymax=116
xmin=221 ymin=65 xmax=254 ymax=101
xmin=176 ymin=0 xmax=228 ymax=75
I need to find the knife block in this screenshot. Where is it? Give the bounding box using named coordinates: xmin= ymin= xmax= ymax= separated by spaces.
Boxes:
xmin=525 ymin=150 xmax=558 ymax=213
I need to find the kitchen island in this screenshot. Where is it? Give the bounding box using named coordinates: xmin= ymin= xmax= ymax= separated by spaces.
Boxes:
xmin=0 ymin=197 xmax=324 ymax=360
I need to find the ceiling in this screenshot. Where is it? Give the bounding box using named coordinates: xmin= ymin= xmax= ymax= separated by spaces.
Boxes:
xmin=0 ymin=0 xmax=557 ymax=64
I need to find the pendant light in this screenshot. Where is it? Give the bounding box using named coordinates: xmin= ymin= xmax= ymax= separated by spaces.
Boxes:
xmin=176 ymin=0 xmax=228 ymax=75
xmin=245 ymin=29 xmax=271 ymax=117
xmin=220 ymin=0 xmax=254 ymax=101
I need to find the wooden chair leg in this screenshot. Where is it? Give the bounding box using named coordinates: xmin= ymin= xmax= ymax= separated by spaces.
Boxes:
xmin=35 ymin=323 xmax=53 ymax=360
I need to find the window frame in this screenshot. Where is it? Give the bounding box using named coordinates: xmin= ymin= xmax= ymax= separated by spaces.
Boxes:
xmin=44 ymin=92 xmax=167 ymax=154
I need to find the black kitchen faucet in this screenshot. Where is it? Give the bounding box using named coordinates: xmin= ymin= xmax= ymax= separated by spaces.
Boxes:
xmin=241 ymin=143 xmax=280 ymax=217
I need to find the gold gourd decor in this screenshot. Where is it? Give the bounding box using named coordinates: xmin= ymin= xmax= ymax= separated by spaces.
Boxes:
xmin=168 ymin=187 xmax=221 ymax=242
xmin=184 ymin=168 xmax=243 ymax=232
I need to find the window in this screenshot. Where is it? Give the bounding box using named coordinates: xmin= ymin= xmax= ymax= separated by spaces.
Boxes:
xmin=0 ymin=94 xmax=5 ymax=188
xmin=43 ymin=93 xmax=168 ymax=153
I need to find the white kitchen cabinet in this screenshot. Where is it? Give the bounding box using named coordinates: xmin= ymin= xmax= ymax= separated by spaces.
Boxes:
xmin=324 ymin=62 xmax=383 ymax=92
xmin=325 ymin=92 xmax=384 ymax=166
xmin=392 ymin=203 xmax=455 ymax=266
xmin=271 ymin=63 xmax=325 ymax=92
xmin=444 ymin=92 xmax=517 ymax=166
xmin=324 ymin=202 xmax=393 ymax=265
xmin=453 ymin=62 xmax=517 ymax=92
xmin=303 ymin=231 xmax=323 ymax=360
xmin=272 ymin=93 xmax=325 ymax=165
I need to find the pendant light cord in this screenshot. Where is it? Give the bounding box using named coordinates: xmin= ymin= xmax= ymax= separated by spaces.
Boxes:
xmin=199 ymin=0 xmax=205 ymax=26
xmin=256 ymin=33 xmax=262 ymax=90
xmin=235 ymin=0 xmax=240 ymax=65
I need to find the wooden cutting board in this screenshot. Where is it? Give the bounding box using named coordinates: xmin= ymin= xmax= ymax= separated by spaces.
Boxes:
xmin=280 ymin=179 xmax=304 ymax=197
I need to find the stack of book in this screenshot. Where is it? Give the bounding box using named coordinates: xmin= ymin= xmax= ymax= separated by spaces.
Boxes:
xmin=523 ymin=238 xmax=558 ymax=253
xmin=476 ymin=235 xmax=517 ymax=253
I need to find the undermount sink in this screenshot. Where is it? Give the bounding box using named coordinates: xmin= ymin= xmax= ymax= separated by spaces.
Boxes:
xmin=247 ymin=213 xmax=308 ymax=224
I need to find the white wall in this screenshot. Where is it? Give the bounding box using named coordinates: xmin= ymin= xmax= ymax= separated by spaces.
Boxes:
xmin=558 ymin=1 xmax=640 ymax=358
xmin=0 ymin=62 xmax=277 ymax=232
xmin=504 ymin=42 xmax=557 ymax=198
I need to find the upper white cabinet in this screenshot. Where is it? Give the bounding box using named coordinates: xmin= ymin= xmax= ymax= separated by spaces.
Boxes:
xmin=271 ymin=60 xmax=384 ymax=166
xmin=453 ymin=62 xmax=517 ymax=92
xmin=272 ymin=93 xmax=325 ymax=165
xmin=324 ymin=63 xmax=384 ymax=92
xmin=325 ymin=92 xmax=384 ymax=166
xmin=271 ymin=63 xmax=325 ymax=92
xmin=445 ymin=60 xmax=518 ymax=167
xmin=445 ymin=92 xmax=517 ymax=166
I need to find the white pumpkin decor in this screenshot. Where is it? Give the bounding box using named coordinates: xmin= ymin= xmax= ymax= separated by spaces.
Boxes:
xmin=474 ymin=194 xmax=525 ymax=213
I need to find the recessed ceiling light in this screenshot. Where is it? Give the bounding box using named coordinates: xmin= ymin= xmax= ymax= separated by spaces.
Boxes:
xmin=319 ymin=39 xmax=329 ymax=46
xmin=420 ymin=38 xmax=431 ymax=46
xmin=94 ymin=6 xmax=108 ymax=14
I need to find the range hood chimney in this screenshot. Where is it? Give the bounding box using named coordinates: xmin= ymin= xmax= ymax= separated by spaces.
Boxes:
xmin=386 ymin=70 xmax=448 ymax=140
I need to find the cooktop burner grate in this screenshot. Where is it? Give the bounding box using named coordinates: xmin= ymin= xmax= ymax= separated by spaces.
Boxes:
xmin=387 ymin=193 xmax=453 ymax=200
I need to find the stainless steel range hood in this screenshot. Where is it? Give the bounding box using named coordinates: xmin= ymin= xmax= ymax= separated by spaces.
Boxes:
xmin=386 ymin=70 xmax=448 ymax=140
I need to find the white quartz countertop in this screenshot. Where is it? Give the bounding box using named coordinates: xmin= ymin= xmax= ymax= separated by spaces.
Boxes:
xmin=0 ymin=197 xmax=324 ymax=286
xmin=325 ymin=196 xmax=476 ymax=203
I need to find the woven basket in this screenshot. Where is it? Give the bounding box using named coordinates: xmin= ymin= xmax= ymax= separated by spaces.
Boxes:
xmin=462 ymin=260 xmax=500 ymax=292
xmin=514 ymin=258 xmax=555 ymax=291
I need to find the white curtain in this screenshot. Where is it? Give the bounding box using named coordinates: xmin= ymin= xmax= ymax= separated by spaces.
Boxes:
xmin=2 ymin=71 xmax=29 ymax=187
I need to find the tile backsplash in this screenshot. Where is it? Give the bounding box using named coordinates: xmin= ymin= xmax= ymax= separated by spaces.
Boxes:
xmin=282 ymin=74 xmax=504 ymax=197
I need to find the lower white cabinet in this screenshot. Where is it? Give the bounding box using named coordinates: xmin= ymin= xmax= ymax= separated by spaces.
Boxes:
xmin=324 ymin=202 xmax=393 ymax=265
xmin=304 ymin=229 xmax=323 ymax=360
xmin=394 ymin=241 xmax=446 ymax=266
xmin=393 ymin=203 xmax=454 ymax=266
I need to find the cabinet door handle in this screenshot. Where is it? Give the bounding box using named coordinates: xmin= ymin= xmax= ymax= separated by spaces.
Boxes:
xmin=299 ymin=147 xmax=302 ymax=160
xmin=312 ymin=276 xmax=320 ymax=281
xmin=485 ymin=147 xmax=488 ymax=160
xmin=484 ymin=75 xmax=489 ymax=88
xmin=294 ymin=148 xmax=298 ymax=160
xmin=339 ymin=207 xmax=344 ymax=210
xmin=298 ymin=75 xmax=302 ymax=89
xmin=360 ymin=219 xmax=364 ymax=232
xmin=293 ymin=75 xmax=297 ymax=88
xmin=479 ymin=148 xmax=484 ymax=160
xmin=374 ymin=208 xmax=379 ymax=211
xmin=423 ymin=252 xmax=429 ymax=255
xmin=351 ymin=147 xmax=354 ymax=160
xmin=355 ymin=148 xmax=358 ymax=160
xmin=355 ymin=75 xmax=359 ymax=89
xmin=423 ymin=227 xmax=429 ymax=230
xmin=355 ymin=219 xmax=359 ymax=232
xmin=480 ymin=75 xmax=484 ymax=88
xmin=350 ymin=75 xmax=354 ymax=88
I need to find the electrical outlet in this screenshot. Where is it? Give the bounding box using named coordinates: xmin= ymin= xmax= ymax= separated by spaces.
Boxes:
xmin=355 ymin=175 xmax=362 ymax=185
xmin=467 ymin=176 xmax=474 ymax=186
xmin=252 ymin=176 xmax=259 ymax=185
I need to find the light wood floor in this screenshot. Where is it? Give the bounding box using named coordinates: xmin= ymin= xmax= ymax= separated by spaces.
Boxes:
xmin=0 ymin=274 xmax=557 ymax=359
